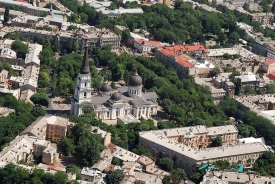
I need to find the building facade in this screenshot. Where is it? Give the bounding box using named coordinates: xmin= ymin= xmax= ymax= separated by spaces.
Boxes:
xmin=139 ymin=126 xmax=268 ymax=175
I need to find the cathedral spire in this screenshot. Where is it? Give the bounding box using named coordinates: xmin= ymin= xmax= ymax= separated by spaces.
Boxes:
xmin=80 ymin=41 xmax=90 ymax=74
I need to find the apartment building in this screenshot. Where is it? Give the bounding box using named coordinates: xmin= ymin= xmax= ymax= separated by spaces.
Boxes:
xmin=133 ymin=39 xmax=161 ymax=53
xmin=15 ymin=26 xmax=121 ymax=51
xmin=139 ymin=127 xmax=268 ymax=174
xmin=46 ymin=116 xmax=73 ymax=143
xmin=0 ymin=0 xmax=66 ymax=17
xmin=234 ymin=72 xmax=261 ymax=93
xmin=155 ymin=45 xmax=210 ymax=78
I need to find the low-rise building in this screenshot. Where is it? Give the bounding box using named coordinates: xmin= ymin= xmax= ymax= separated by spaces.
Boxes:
xmin=133 ymin=39 xmax=161 ymax=54
xmin=99 ymin=8 xmax=144 ymax=18
xmin=81 ymin=168 xmax=105 ymax=182
xmin=234 ymin=72 xmax=261 ymax=93
xmin=91 ymin=126 xmax=111 ymax=146
xmin=200 ymin=171 xmax=275 ymax=184
xmin=262 ymin=59 xmax=275 ymax=74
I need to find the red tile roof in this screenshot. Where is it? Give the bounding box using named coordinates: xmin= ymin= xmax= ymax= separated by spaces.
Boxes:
xmin=264 ymin=59 xmax=275 ymax=65
xmin=164 ymin=45 xmax=207 ymax=53
xmin=176 ymin=56 xmax=194 ymax=68
xmin=134 ymin=39 xmax=161 ymax=48
xmin=268 ymin=71 xmax=275 ymax=80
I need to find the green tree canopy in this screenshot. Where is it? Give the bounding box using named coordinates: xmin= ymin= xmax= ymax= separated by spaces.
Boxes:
xmin=106 ymin=170 xmax=125 ymax=184
xmin=11 ymin=41 xmax=28 ymax=59
xmin=158 ymin=158 xmax=174 ymax=172
xmin=211 ymin=135 xmax=222 ymax=147
xmin=4 ymin=6 xmax=9 ymax=23
xmin=30 ymin=91 xmax=49 ymax=107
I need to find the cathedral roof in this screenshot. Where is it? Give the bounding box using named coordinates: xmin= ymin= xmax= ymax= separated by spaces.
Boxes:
xmin=111 ymin=92 xmax=121 ymax=101
xmin=129 ymin=73 xmax=142 ymax=86
xmin=101 ymin=83 xmax=112 ymax=92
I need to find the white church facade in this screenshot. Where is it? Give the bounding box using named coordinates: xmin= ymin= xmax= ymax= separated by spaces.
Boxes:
xmin=70 ymin=44 xmax=158 ymax=120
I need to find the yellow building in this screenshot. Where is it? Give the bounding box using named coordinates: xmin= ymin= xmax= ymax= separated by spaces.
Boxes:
xmin=46 ymin=116 xmax=72 ymax=143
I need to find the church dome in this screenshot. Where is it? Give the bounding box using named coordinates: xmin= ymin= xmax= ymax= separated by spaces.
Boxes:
xmin=111 ymin=92 xmax=121 ymax=101
xmin=129 ymin=73 xmax=142 ymax=86
xmin=101 ymin=83 xmax=112 ymax=92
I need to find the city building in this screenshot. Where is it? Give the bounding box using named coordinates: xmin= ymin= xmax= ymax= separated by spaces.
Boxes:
xmin=234 ymin=72 xmax=261 ymax=93
xmin=71 ymin=44 xmax=158 ymax=119
xmin=155 ymin=45 xmax=210 ymax=78
xmin=91 ymin=126 xmax=112 ymax=146
xmin=195 ymin=77 xmax=227 ymax=99
xmin=264 ymin=42 xmax=275 ymax=59
xmin=133 ymin=39 xmax=161 ymax=54
xmin=0 ymin=0 xmax=67 ymax=17
xmin=139 ymin=126 xmax=268 ymax=174
xmin=200 ymin=171 xmax=275 ymax=184
xmin=262 ymin=59 xmax=275 ymax=74
xmin=81 ymin=168 xmax=106 ymax=182
xmin=99 ymin=8 xmax=144 ymax=18
xmin=46 ymin=115 xmax=72 ymax=143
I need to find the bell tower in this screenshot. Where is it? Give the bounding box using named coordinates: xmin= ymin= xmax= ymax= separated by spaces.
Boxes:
xmin=70 ymin=41 xmax=92 ymax=116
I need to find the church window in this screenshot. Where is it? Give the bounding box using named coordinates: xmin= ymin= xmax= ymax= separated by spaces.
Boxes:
xmin=84 ymin=92 xmax=87 ymax=98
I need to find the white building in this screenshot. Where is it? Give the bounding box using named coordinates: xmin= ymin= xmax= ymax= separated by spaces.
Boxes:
xmin=70 ymin=45 xmax=158 ymax=119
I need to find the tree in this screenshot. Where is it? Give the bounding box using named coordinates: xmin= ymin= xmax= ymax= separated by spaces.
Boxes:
xmin=31 ymin=106 xmax=46 ymax=117
xmin=272 ymin=2 xmax=275 ymax=14
xmin=11 ymin=41 xmax=28 ymax=59
xmin=266 ymin=83 xmax=275 ymax=93
xmin=51 ymin=40 xmax=61 ymax=53
xmin=30 ymin=91 xmax=49 ymax=107
xmin=209 ymin=68 xmax=221 ymax=77
xmin=244 ymin=85 xmax=253 ymax=95
xmin=211 ymin=135 xmax=222 ymax=147
xmin=112 ymin=64 xmax=125 ymax=81
xmin=68 ymin=25 xmax=78 ymax=30
xmin=214 ymin=160 xmax=230 ymax=170
xmin=59 ymin=137 xmax=75 ymax=156
xmin=82 ymin=106 xmax=93 ymax=114
xmin=54 ymin=171 xmax=68 ymax=184
xmin=163 ymin=168 xmax=186 ymax=184
xmin=4 ymin=6 xmax=9 ymax=23
xmin=158 ymin=158 xmax=174 ymax=172
xmin=106 ymin=170 xmax=124 ymax=184
xmin=121 ymin=29 xmax=130 ymax=44
xmin=66 ymin=164 xmax=81 ymax=180
xmin=112 ymin=157 xmax=122 ymax=166
xmin=218 ymin=97 xmax=238 ymax=117
xmin=237 ymin=124 xmax=256 ymax=137
xmin=44 ymin=3 xmax=58 ymax=10
xmin=234 ymin=78 xmax=241 ymax=95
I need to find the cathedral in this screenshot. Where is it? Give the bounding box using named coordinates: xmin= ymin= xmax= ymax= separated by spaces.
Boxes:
xmin=70 ymin=44 xmax=158 ymax=120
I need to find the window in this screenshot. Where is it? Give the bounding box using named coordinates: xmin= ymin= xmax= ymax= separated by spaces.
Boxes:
xmin=85 ymin=82 xmax=87 ymax=87
xmin=162 ymin=148 xmax=167 ymax=154
xmin=152 ymin=145 xmax=157 ymax=150
xmin=84 ymin=92 xmax=87 ymax=98
xmin=107 ymin=112 xmax=110 ymax=117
